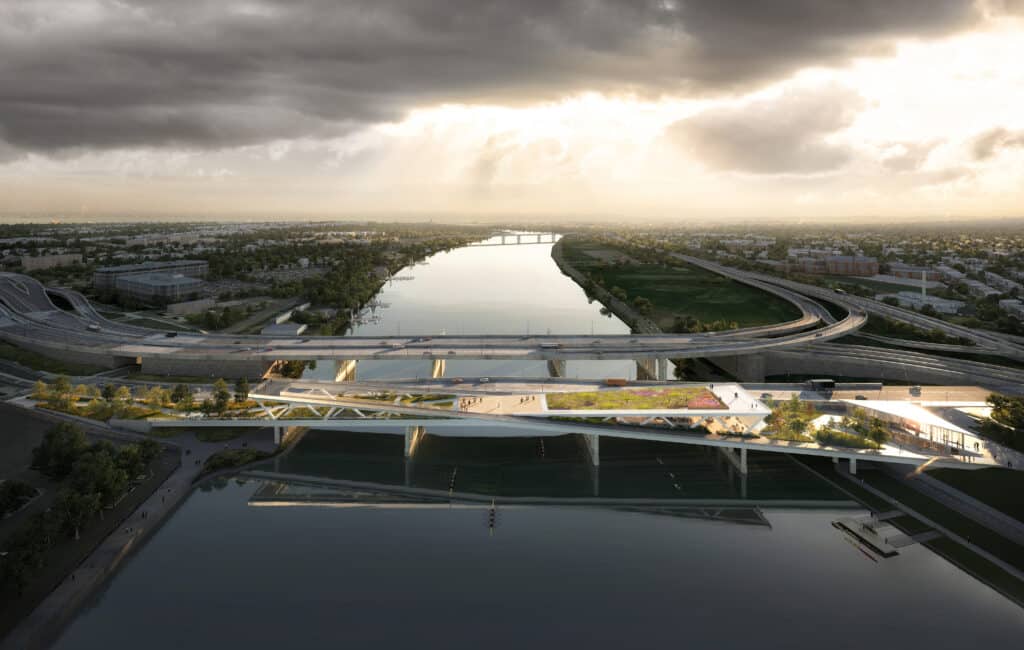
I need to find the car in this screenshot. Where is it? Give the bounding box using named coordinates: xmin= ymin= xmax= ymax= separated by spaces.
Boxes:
xmin=479 ymin=377 xmax=490 ymax=383
xmin=86 ymin=323 xmax=101 ymax=332
xmin=855 ymin=395 xmax=867 ymax=400
xmin=451 ymin=377 xmax=464 ymax=384
xmin=760 ymin=393 xmax=772 ymax=400
xmin=165 ymin=332 xmax=178 ymax=337
xmin=422 ymin=351 xmax=431 ymax=356
xmin=448 ymin=350 xmax=456 ymax=355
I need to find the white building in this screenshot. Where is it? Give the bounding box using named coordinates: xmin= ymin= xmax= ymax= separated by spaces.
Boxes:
xmin=962 ymin=279 xmax=1000 ymax=299
xmin=20 ymin=253 xmax=83 ymax=271
xmin=876 ymin=292 xmax=964 ymax=315
xmin=985 ymin=272 xmax=1022 ymax=293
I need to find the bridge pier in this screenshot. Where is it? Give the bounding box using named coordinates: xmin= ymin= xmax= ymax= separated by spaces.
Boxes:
xmin=334 ymin=359 xmax=358 ymax=382
xmin=547 ymin=359 xmax=566 ymax=378
xmin=273 ymin=426 xmax=282 ymax=445
xmin=431 ymin=358 xmax=446 ymax=379
xmin=636 ymin=358 xmax=671 ymax=381
xmin=849 ymin=457 xmax=858 ymax=475
xmin=719 ymin=447 xmax=748 ymax=475
xmin=579 ymin=433 xmax=600 ymax=466
xmin=404 ymin=425 xmax=426 ymax=458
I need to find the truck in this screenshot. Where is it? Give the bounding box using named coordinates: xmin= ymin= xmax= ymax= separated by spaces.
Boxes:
xmin=540 ymin=342 xmax=562 ymax=349
xmin=604 ymin=378 xmax=628 ymax=387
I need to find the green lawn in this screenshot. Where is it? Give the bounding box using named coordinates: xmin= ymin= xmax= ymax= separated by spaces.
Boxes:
xmin=560 ymin=240 xmax=802 ymax=328
xmin=546 ymin=386 xmax=721 ymax=411
xmin=928 ymin=468 xmax=1024 ymax=523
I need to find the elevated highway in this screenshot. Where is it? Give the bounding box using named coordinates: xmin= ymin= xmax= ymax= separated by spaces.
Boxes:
xmin=673 ymin=253 xmax=1024 ymax=361
xmin=0 ymin=272 xmax=866 ymax=378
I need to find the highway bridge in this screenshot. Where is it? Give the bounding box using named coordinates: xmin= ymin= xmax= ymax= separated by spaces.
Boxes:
xmin=2 ymin=247 xmax=1022 ymax=391
xmin=0 ymin=271 xmax=865 ymax=380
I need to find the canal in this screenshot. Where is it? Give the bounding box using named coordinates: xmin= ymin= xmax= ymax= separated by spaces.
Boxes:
xmin=51 ymin=234 xmax=1024 ymax=648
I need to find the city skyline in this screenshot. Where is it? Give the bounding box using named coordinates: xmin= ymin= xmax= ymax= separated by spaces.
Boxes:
xmin=2 ymin=1 xmax=1024 ymax=221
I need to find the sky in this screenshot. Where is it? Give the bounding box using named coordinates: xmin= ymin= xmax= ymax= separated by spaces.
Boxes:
xmin=1 ymin=0 xmax=1024 ymax=222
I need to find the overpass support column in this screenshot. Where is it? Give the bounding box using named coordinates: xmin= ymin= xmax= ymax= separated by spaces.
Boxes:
xmin=849 ymin=458 xmax=857 ymax=475
xmin=580 ymin=434 xmax=600 ymax=466
xmin=273 ymin=426 xmax=282 ymax=445
xmin=636 ymin=358 xmax=656 ymax=381
xmin=334 ymin=359 xmax=358 ymax=382
xmin=657 ymin=358 xmax=670 ymax=381
xmin=432 ymin=358 xmax=446 ymax=379
xmin=404 ymin=426 xmax=426 ymax=458
xmin=547 ymin=359 xmax=566 ymax=378
xmin=718 ymin=447 xmax=748 ymax=476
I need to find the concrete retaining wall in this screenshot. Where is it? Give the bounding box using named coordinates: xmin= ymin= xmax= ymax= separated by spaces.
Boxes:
xmin=140 ymin=356 xmax=271 ymax=380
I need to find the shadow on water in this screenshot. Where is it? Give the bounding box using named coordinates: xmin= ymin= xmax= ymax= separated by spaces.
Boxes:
xmin=258 ymin=428 xmax=852 ymax=503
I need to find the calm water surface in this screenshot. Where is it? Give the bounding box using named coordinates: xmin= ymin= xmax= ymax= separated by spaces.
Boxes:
xmin=51 ymin=234 xmax=1024 ymax=648
xmin=53 ymin=478 xmax=1023 ymax=650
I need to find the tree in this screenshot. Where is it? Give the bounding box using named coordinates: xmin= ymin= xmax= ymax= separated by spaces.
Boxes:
xmin=111 ymin=385 xmax=133 ymax=416
xmin=55 ymin=489 xmax=102 ymax=540
xmin=632 ymin=296 xmax=654 ymax=316
xmin=49 ymin=375 xmax=74 ymax=410
xmin=101 ymin=383 xmax=117 ymax=401
xmin=143 ymin=385 xmax=168 ymax=408
xmin=867 ymin=418 xmax=889 ymax=446
xmin=213 ymin=378 xmax=231 ymax=412
xmin=32 ymin=423 xmax=88 ymax=478
xmin=171 ymin=383 xmax=191 ymax=403
xmin=71 ymin=448 xmax=128 ymax=508
xmin=138 ymin=439 xmax=162 ymax=466
xmin=116 ymin=443 xmax=146 ymax=480
xmin=31 ymin=380 xmax=49 ymax=401
xmin=234 ymin=377 xmax=250 ymax=403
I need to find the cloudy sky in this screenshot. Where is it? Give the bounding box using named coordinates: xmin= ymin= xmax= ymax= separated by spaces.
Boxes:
xmin=1 ymin=0 xmax=1023 ymax=221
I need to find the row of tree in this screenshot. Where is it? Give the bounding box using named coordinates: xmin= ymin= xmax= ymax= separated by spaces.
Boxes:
xmin=31 ymin=376 xmax=251 ymax=418
xmin=2 ymin=424 xmax=162 ymax=593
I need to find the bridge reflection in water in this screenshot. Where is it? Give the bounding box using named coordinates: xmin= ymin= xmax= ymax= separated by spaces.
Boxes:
xmin=242 ymin=428 xmax=859 ymax=513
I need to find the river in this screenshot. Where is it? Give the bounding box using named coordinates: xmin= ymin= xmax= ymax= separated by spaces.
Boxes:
xmin=50 ymin=234 xmax=1024 ymax=649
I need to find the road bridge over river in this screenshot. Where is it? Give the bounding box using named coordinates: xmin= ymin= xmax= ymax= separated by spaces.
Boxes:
xmin=0 ymin=271 xmax=865 ymax=380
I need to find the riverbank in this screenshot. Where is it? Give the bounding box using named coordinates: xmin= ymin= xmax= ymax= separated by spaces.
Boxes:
xmin=0 ymin=414 xmax=279 ymax=650
xmin=551 ymin=239 xmax=658 ymax=334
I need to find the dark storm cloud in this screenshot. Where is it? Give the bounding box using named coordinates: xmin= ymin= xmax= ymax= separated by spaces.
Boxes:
xmin=972 ymin=127 xmax=1024 ymax=159
xmin=0 ymin=0 xmax=980 ymax=153
xmin=668 ymin=86 xmax=863 ymax=174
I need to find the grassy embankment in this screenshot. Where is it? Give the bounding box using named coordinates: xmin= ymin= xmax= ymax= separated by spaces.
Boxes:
xmin=0 ymin=343 xmax=102 ymax=376
xmin=559 ymin=239 xmax=802 ymax=330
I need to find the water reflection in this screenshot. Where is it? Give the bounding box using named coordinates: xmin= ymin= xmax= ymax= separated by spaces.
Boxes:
xmin=304 ymin=232 xmax=638 ymax=381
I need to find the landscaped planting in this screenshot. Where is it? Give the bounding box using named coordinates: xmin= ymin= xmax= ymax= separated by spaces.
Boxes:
xmin=546 ymin=387 xmax=723 ymax=411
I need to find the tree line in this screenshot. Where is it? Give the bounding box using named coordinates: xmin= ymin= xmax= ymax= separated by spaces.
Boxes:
xmin=1 ymin=424 xmax=163 ymax=594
